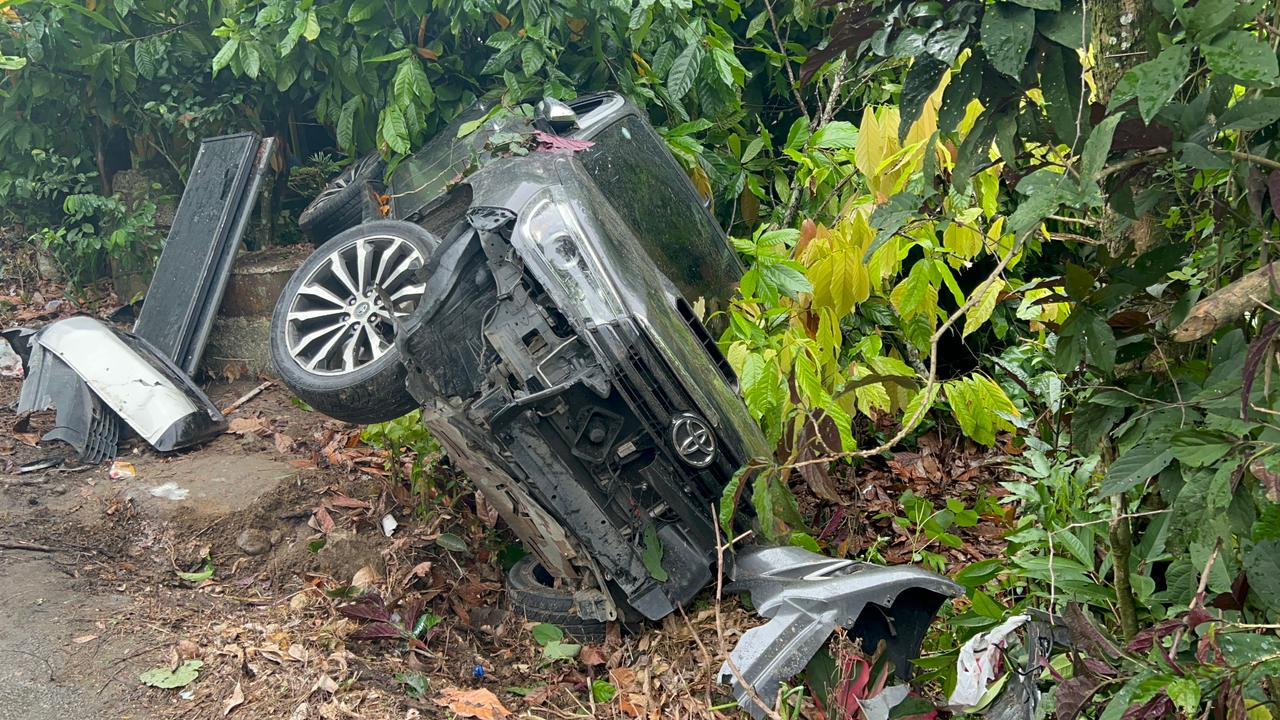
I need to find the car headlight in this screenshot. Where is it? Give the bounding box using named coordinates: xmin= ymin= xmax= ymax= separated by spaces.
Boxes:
xmin=515 ymin=186 xmax=625 ymax=323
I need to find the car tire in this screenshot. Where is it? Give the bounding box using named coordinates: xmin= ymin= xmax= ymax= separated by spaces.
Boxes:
xmin=506 ymin=555 xmax=609 ymax=642
xmin=270 ymin=220 xmax=439 ymax=424
xmin=298 ymin=153 xmax=386 ymax=242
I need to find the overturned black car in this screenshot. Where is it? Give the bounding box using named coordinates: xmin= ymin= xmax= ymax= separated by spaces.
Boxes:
xmin=272 ymin=93 xmax=961 ymax=715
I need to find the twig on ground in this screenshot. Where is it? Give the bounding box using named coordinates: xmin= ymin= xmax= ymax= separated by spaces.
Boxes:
xmin=0 ymin=541 xmax=56 ymax=552
xmin=222 ymin=380 xmax=273 ymax=416
xmin=712 ymin=505 xmax=778 ymax=720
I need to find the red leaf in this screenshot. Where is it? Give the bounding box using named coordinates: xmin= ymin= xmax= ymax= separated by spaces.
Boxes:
xmin=337 ymin=594 xmax=391 ymax=623
xmin=351 ymin=621 xmax=405 ymax=640
xmin=1268 ymin=169 xmax=1280 ymax=219
xmin=532 ymin=130 xmax=594 ymax=152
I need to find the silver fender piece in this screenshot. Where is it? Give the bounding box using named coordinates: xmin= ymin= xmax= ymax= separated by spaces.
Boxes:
xmin=720 ymin=545 xmax=963 ymax=719
xmin=28 ymin=316 xmax=226 ymax=451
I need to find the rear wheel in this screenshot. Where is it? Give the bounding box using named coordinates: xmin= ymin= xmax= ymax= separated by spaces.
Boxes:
xmin=298 ymin=153 xmax=385 ymax=242
xmin=270 ymin=220 xmax=438 ymax=424
xmin=506 ymin=555 xmax=610 ymax=642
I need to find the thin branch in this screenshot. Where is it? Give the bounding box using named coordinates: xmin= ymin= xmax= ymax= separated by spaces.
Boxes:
xmin=1228 ymin=150 xmax=1280 ymax=172
xmin=1047 ymin=214 xmax=1099 ymax=227
xmin=711 ymin=504 xmax=776 ymax=719
xmin=763 ymin=0 xmax=808 ymax=122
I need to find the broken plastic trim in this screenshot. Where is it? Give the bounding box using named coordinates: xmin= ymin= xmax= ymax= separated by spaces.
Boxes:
xmin=26 ymin=317 xmax=226 ymax=452
xmin=720 ymin=545 xmax=963 ymax=719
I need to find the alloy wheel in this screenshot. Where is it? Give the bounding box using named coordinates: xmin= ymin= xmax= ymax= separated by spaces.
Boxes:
xmin=284 ymin=233 xmax=426 ymax=376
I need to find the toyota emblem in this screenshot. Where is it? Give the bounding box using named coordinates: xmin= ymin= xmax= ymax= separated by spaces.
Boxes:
xmin=669 ymin=412 xmax=716 ymax=468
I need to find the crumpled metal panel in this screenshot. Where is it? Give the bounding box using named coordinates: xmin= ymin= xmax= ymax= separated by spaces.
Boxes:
xmin=720 ymin=545 xmax=963 ymax=719
xmin=32 ymin=317 xmax=226 ymax=451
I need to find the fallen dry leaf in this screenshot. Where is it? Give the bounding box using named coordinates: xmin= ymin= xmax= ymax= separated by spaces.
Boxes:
xmin=579 ymin=644 xmax=607 ymax=667
xmin=72 ymin=634 xmax=98 ymax=644
xmin=433 ymin=687 xmax=511 ymax=719
xmin=351 ymin=565 xmax=380 ymax=591
xmin=227 ymin=417 xmax=266 ymax=435
xmin=313 ymin=674 xmax=339 ymax=694
xmin=273 ymin=433 xmax=296 ymax=453
xmin=609 ymin=667 xmax=637 ymax=691
xmin=312 ymin=506 xmax=335 ymax=534
xmin=222 ymin=680 xmax=245 ymax=716
xmin=328 ymin=495 xmax=371 ymax=509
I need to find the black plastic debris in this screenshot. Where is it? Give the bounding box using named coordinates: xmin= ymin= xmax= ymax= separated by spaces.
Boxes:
xmin=134 ymin=133 xmax=277 ymax=376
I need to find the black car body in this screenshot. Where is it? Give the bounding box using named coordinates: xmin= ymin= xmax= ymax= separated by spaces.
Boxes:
xmin=275 ymin=92 xmax=961 ymax=715
xmin=386 ymin=94 xmax=769 ymax=621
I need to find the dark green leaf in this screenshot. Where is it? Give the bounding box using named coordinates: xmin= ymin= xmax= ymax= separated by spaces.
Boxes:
xmin=1080 ymin=113 xmax=1123 ymax=201
xmin=133 ymin=39 xmax=157 ymax=80
xmin=1009 ymin=0 xmax=1058 ymax=8
xmin=1037 ymin=0 xmax=1087 ymax=48
xmin=809 ymin=121 xmax=859 ymax=149
xmin=1040 ymin=44 xmax=1084 ymax=144
xmin=1219 ymin=97 xmax=1280 ymax=131
xmin=1202 ymin=32 xmax=1280 ymax=87
xmin=1175 ymin=142 xmax=1229 ymax=169
xmin=1177 ymin=0 xmax=1237 ymax=38
xmin=925 ymin=25 xmax=970 ymax=65
xmin=940 ymin=57 xmax=982 ymax=133
xmin=381 ymin=105 xmax=409 ymax=154
xmin=1243 ymin=539 xmax=1280 ymax=611
xmin=1112 ymin=45 xmax=1191 ymax=124
xmin=1169 ymin=430 xmax=1236 ymax=467
xmin=667 ymin=41 xmax=705 ymax=101
xmin=980 ymin=3 xmax=1035 ymax=78
xmin=1100 ymin=443 xmax=1175 ymax=495
xmin=899 ymin=55 xmax=949 ymax=141
xmin=337 ymin=97 xmax=360 ymax=151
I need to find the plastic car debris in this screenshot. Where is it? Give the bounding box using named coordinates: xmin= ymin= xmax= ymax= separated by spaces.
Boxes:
xmin=16 ymin=341 xmax=120 ymax=463
xmin=134 ymin=133 xmax=276 ymax=376
xmin=720 ymin=545 xmax=963 ymax=718
xmin=16 ymin=317 xmax=226 ymax=456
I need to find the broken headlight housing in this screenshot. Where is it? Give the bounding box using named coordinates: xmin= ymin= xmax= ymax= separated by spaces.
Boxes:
xmin=515 ymin=186 xmax=625 ymax=324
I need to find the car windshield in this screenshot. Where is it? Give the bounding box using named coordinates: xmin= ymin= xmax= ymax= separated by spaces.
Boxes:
xmin=388 ymin=103 xmax=497 ymax=220
xmin=579 ymin=116 xmax=741 ymax=330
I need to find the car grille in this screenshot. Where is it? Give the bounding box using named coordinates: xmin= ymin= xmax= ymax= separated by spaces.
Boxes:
xmin=609 ymin=330 xmax=740 ymax=505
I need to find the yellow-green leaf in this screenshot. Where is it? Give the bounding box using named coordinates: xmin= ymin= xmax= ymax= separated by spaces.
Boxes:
xmin=807 ymin=237 xmax=869 ymax=316
xmin=962 ymin=279 xmax=1003 ymax=337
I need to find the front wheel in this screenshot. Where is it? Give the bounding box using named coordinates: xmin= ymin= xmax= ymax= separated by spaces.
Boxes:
xmin=270 ymin=220 xmax=439 ymax=424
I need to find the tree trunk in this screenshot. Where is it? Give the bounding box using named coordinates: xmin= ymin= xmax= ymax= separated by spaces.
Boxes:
xmin=1092 ymin=0 xmax=1164 ymax=259
xmin=1091 ymin=0 xmax=1158 ymax=639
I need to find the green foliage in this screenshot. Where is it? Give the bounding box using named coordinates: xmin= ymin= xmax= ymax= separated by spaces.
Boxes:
xmin=361 ymin=410 xmax=445 ymax=516
xmin=530 ymin=623 xmax=580 ymax=662
xmin=139 ymin=660 xmax=203 ymax=689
